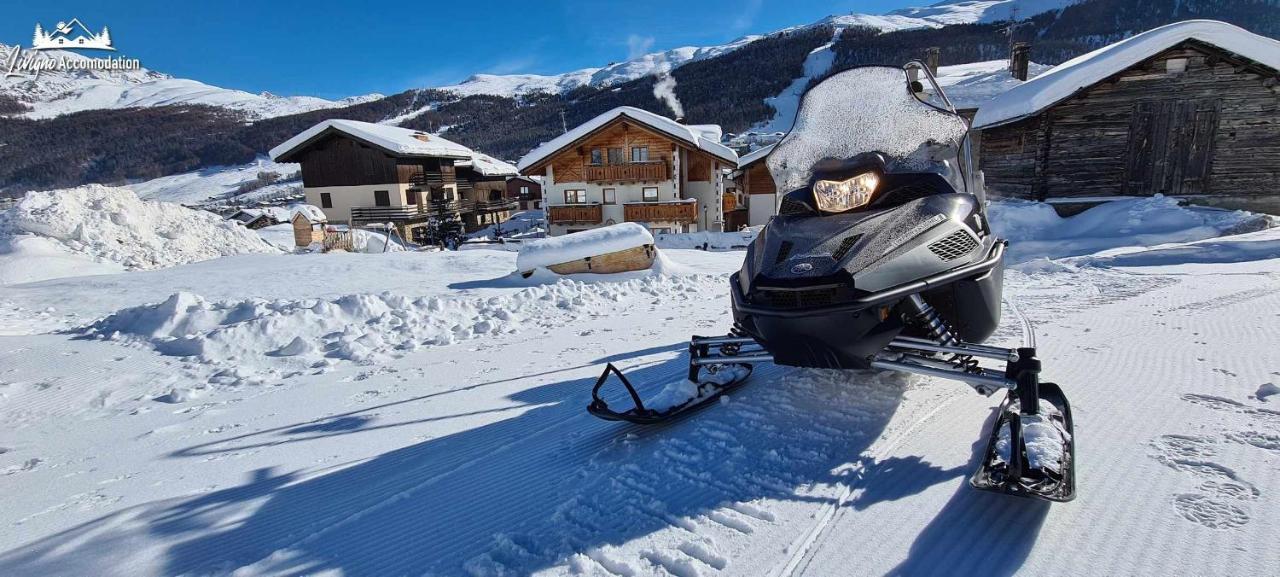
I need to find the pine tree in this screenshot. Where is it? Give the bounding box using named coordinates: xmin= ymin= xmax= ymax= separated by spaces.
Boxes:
xmin=33 ymin=23 xmax=44 ymax=46
xmin=100 ymin=27 xmax=111 ymax=47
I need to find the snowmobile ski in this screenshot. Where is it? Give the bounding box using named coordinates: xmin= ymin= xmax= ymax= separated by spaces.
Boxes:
xmin=970 ymin=378 xmax=1076 ymax=502
xmin=586 ymin=362 xmax=753 ymax=424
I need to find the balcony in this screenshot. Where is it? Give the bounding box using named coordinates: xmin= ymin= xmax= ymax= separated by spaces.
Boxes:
xmin=584 ymin=161 xmax=668 ymax=183
xmin=624 ymin=200 xmax=698 ymax=224
xmin=350 ymin=200 xmax=467 ymax=223
xmin=474 ymin=199 xmax=519 ymax=213
xmin=547 ymin=203 xmax=603 ymax=225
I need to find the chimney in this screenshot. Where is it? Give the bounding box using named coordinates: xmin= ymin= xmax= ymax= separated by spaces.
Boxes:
xmin=674 ymin=116 xmax=686 ymax=124
xmin=1010 ymin=42 xmax=1031 ymax=81
xmin=925 ymin=47 xmax=940 ymax=76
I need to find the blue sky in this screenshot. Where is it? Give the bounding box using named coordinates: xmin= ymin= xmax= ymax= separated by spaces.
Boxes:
xmin=2 ymin=0 xmax=918 ymax=99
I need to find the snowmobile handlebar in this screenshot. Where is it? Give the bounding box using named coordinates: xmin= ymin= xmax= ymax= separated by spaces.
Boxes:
xmin=731 ymin=240 xmax=1007 ymax=318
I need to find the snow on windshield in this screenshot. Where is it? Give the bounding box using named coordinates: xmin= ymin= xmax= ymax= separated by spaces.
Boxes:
xmin=765 ymin=66 xmax=969 ymax=194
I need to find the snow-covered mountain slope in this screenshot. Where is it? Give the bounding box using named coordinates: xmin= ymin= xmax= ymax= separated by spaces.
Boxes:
xmin=438 ymin=0 xmax=1077 ymax=98
xmin=0 ymin=44 xmax=381 ymax=120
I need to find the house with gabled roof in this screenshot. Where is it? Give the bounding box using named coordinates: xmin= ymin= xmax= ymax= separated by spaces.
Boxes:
xmin=973 ymin=20 xmax=1280 ymax=214
xmin=517 ymin=107 xmax=738 ymax=236
xmin=270 ymin=119 xmax=515 ymax=243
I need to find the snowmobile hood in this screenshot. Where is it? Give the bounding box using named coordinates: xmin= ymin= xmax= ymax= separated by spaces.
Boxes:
xmin=740 ymin=193 xmax=981 ymax=293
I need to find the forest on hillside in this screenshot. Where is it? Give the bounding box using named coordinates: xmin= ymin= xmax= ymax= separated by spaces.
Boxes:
xmin=1 ymin=0 xmax=1277 ymax=195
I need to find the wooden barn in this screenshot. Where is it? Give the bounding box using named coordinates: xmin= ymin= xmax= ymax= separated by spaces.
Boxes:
xmin=973 ymin=20 xmax=1280 ymax=214
xmin=732 ymin=143 xmax=777 ymax=226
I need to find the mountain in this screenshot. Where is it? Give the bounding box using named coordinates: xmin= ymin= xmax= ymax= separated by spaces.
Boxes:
xmin=438 ymin=0 xmax=1081 ymax=98
xmin=2 ymin=0 xmax=1278 ymax=197
xmin=0 ymin=44 xmax=382 ymax=120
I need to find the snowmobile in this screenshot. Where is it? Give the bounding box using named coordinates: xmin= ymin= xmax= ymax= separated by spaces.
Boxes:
xmin=587 ymin=63 xmax=1076 ymax=502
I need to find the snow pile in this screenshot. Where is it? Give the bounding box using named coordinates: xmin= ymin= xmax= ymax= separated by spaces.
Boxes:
xmin=0 ymin=185 xmax=278 ymax=271
xmin=0 ymin=235 xmax=123 ymax=285
xmin=988 ymin=195 xmax=1270 ymax=264
xmin=644 ymin=365 xmax=751 ymax=412
xmin=82 ymin=272 xmax=722 ymax=379
xmin=516 ymin=223 xmax=654 ymax=273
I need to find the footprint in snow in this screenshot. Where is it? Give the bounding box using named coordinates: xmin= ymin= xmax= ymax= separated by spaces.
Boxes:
xmin=1173 ymin=494 xmax=1249 ymax=530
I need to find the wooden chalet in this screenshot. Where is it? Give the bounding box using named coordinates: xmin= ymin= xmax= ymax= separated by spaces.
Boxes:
xmin=270 ymin=119 xmax=513 ymax=243
xmin=973 ymin=20 xmax=1280 ymax=214
xmin=506 ymin=175 xmax=544 ymax=210
xmin=455 ymin=153 xmax=519 ymax=232
xmin=732 ymin=143 xmax=778 ymax=227
xmin=516 ymin=107 xmax=739 ymax=236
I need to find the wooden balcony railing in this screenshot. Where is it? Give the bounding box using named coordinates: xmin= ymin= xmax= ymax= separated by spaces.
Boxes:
xmin=584 ymin=161 xmax=668 ymax=183
xmin=350 ymin=200 xmax=468 ymax=222
xmin=624 ymin=200 xmax=698 ymax=224
xmin=547 ymin=203 xmax=603 ymax=225
xmin=475 ymin=199 xmax=519 ymax=213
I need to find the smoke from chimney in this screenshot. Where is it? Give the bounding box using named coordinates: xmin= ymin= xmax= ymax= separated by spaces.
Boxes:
xmin=653 ymin=72 xmax=685 ymax=119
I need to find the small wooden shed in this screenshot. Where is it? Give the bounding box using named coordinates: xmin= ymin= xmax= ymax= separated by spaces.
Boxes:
xmin=973 ymin=20 xmax=1280 ymax=214
xmin=291 ymin=208 xmax=327 ymax=247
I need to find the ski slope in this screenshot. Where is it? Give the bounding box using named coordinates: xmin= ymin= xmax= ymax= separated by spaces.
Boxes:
xmin=0 ymin=204 xmax=1278 ymax=575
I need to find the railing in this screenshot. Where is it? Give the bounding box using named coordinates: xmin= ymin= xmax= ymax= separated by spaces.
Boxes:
xmin=624 ymin=200 xmax=698 ymax=224
xmin=584 ymin=161 xmax=668 ymax=183
xmin=350 ymin=200 xmax=469 ymax=222
xmin=474 ymin=199 xmax=519 ymax=213
xmin=547 ymin=203 xmax=603 ymax=225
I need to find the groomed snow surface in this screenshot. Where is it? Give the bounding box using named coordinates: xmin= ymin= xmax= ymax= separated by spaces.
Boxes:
xmin=0 ymin=194 xmax=1278 ymax=576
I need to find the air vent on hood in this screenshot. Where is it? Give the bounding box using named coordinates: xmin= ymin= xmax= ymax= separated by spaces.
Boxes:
xmin=774 ymin=241 xmax=794 ymax=264
xmin=928 ymin=230 xmax=979 ymax=261
xmin=831 ymin=234 xmax=863 ymax=262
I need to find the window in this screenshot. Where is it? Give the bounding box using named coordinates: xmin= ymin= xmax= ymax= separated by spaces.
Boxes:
xmin=631 ymin=146 xmax=650 ymax=162
xmin=642 ymin=187 xmax=659 ymax=202
xmin=320 ymin=192 xmax=333 ymax=209
xmin=406 ymin=189 xmax=420 ymax=205
xmin=519 ymin=185 xmax=530 ymax=199
xmin=564 ymin=189 xmax=587 ymax=204
xmin=603 ymin=188 xmax=616 ymax=204
xmin=608 ymin=147 xmax=625 ymax=164
xmin=590 ymin=149 xmax=603 ymax=165
xmin=374 ymin=190 xmax=391 ymax=207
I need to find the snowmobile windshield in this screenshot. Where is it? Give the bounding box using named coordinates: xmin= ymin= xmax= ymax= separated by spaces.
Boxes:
xmin=765 ymin=66 xmax=970 ymax=206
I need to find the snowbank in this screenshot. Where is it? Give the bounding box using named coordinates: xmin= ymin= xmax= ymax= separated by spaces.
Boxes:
xmin=0 ymin=185 xmax=278 ymax=272
xmin=0 ymin=235 xmax=123 ymax=285
xmin=516 ymin=223 xmax=654 ymax=272
xmin=0 ymin=186 xmax=279 ymax=284
xmin=82 ymin=272 xmax=721 ymax=379
xmin=988 ymin=195 xmax=1269 ymax=264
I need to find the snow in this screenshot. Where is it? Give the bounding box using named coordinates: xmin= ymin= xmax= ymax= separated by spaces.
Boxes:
xmin=516 ymin=222 xmax=654 ymax=272
xmin=995 ymin=400 xmax=1070 ymax=473
xmin=128 ymin=158 xmax=301 ymax=205
xmin=753 ymin=30 xmax=843 ymax=134
xmin=0 ymin=185 xmax=278 ymax=280
xmin=987 ymin=195 xmax=1271 ymax=263
xmin=271 ymin=119 xmax=476 ymax=160
xmin=3 ymin=163 xmax=1280 ymax=574
xmin=0 ymin=234 xmax=123 ymax=285
xmin=456 ymin=152 xmax=518 ymax=177
xmin=518 ymin=107 xmax=736 ymax=172
xmin=973 ymin=20 xmax=1280 ymax=128
xmin=0 ymin=44 xmax=379 ymax=121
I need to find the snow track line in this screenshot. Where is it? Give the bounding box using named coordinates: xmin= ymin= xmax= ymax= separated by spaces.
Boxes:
xmin=770 ymin=388 xmax=967 ymax=577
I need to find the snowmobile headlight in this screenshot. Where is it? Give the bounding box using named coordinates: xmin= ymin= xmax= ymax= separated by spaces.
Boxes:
xmin=812 ymin=172 xmax=880 ymax=213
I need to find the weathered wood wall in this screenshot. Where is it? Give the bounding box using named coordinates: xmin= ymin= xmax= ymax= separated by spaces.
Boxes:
xmin=743 ymin=162 xmax=775 ymax=195
xmin=979 ymin=41 xmax=1280 ymax=208
xmin=297 ymin=133 xmax=452 ymax=188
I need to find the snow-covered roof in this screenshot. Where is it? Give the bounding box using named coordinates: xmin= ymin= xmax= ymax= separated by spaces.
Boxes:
xmin=517 ymin=107 xmax=738 ymax=172
xmin=270 ymin=119 xmax=476 ymax=161
xmin=974 ymin=20 xmax=1280 ymax=129
xmin=737 ymin=143 xmax=777 ymax=167
xmin=456 ymin=152 xmax=518 ymax=176
xmin=288 ymin=204 xmax=327 ymax=223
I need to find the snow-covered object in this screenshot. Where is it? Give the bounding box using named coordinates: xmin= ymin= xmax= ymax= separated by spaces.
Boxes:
xmin=995 ymin=400 xmax=1071 ymax=474
xmin=988 ymin=195 xmax=1269 ymax=264
xmin=270 ymin=119 xmax=475 ymax=160
xmin=766 ymin=67 xmax=968 ymax=194
xmin=0 ymin=45 xmax=379 ymax=121
xmin=0 ymin=185 xmax=278 ymax=271
xmin=927 ymin=59 xmax=1049 ymax=110
xmin=973 ymin=20 xmax=1280 ymax=128
xmin=516 ymin=223 xmax=654 ymax=273
xmin=645 ymin=365 xmax=751 ymax=412
xmin=1257 ymin=383 xmax=1280 ymax=402
xmin=737 ymin=143 xmax=776 ymax=167
xmin=517 ymin=107 xmax=737 ymax=172
xmin=654 ymin=230 xmax=757 ymax=250
xmin=456 ymin=152 xmax=518 ymax=176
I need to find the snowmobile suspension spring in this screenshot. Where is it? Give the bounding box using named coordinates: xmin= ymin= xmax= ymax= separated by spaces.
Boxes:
xmin=907 ymin=294 xmax=956 ymax=346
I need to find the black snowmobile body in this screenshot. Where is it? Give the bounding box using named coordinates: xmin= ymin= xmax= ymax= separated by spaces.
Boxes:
xmin=588 ymin=62 xmax=1075 ymax=502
